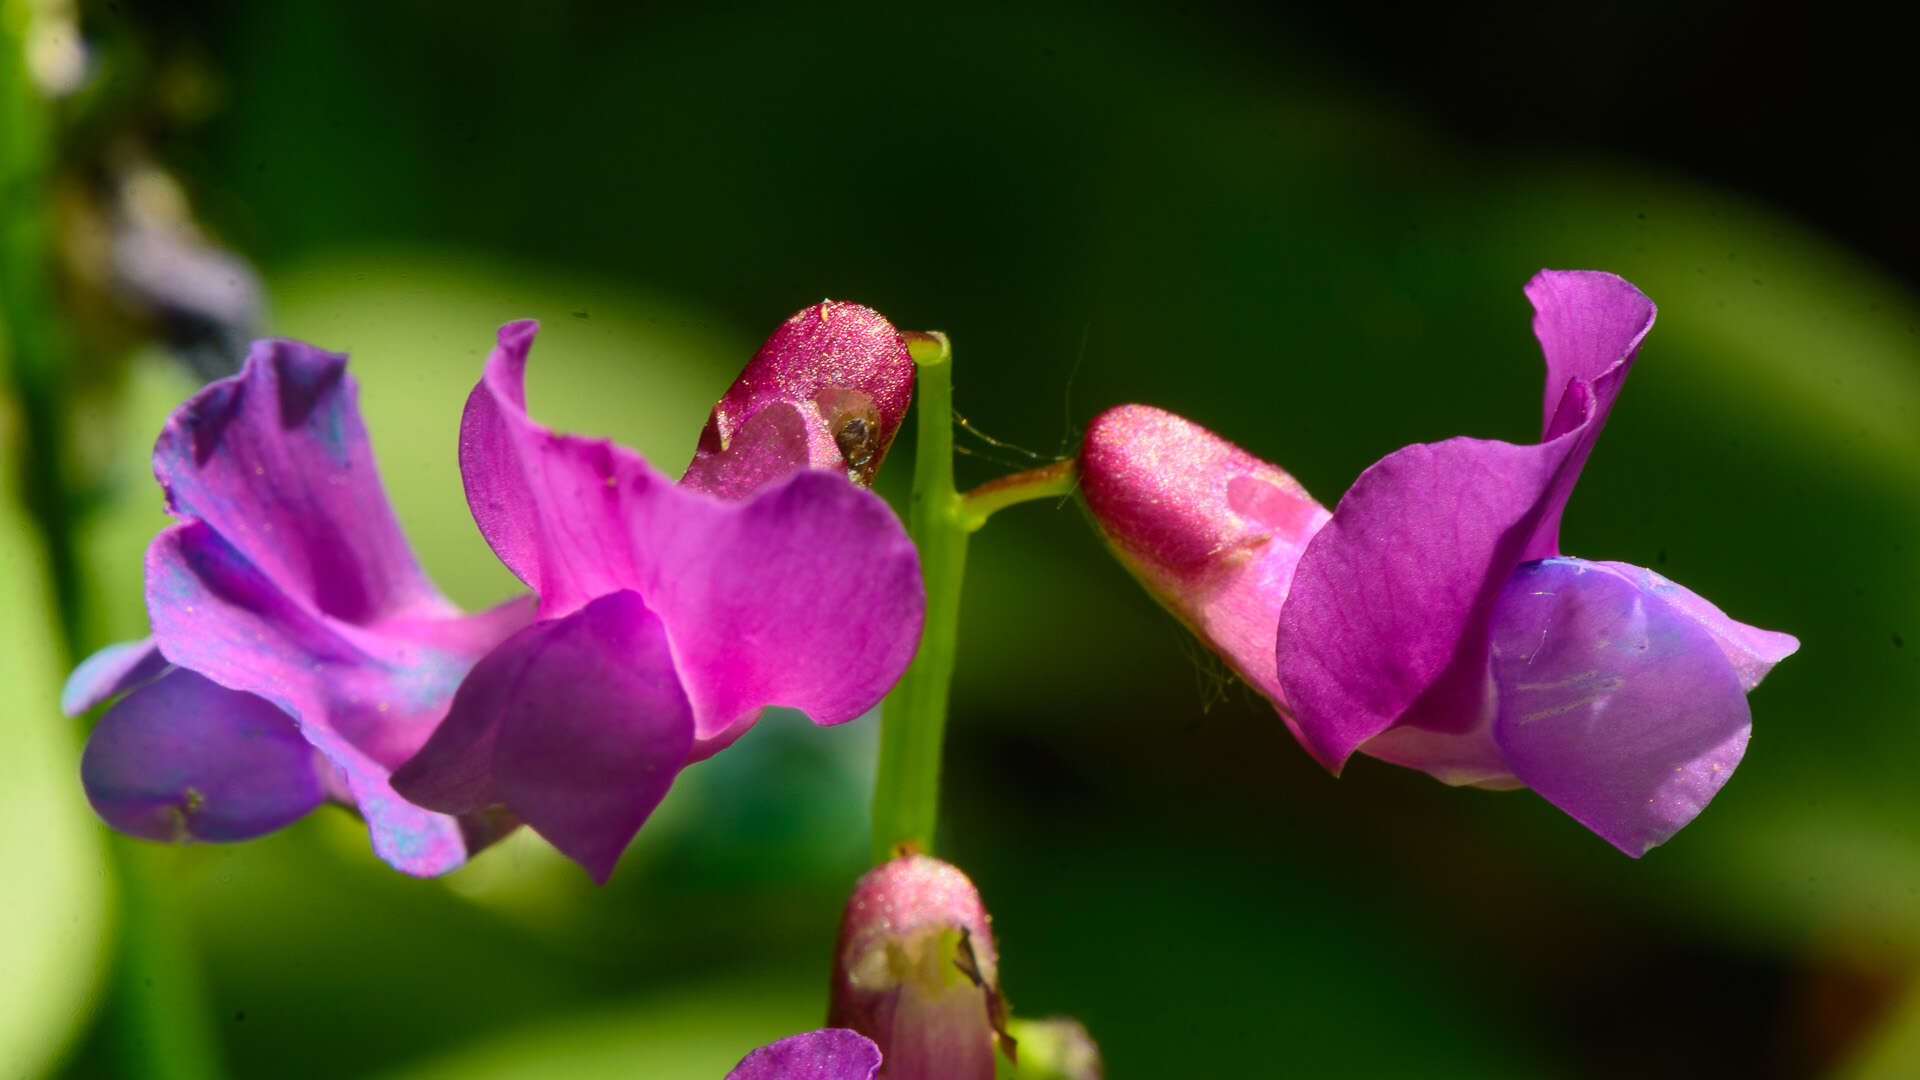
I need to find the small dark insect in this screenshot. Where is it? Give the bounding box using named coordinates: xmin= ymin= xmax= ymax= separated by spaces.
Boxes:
xmin=836 ymin=416 xmax=875 ymax=468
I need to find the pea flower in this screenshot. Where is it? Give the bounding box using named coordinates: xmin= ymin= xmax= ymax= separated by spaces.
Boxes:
xmin=725 ymin=1029 xmax=881 ymax=1080
xmin=1274 ymin=269 xmax=1798 ymax=854
xmin=64 ymin=341 xmax=533 ymax=876
xmin=392 ymin=304 xmax=925 ymax=883
xmin=828 ymin=854 xmax=1014 ymax=1080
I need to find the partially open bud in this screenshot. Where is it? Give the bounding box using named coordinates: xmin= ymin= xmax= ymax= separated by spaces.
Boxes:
xmin=1078 ymin=405 xmax=1330 ymax=724
xmin=683 ymin=300 xmax=915 ymax=497
xmin=829 ymin=855 xmax=1009 ymax=1080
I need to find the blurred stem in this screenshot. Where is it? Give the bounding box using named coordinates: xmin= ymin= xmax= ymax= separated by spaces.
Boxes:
xmin=3 ymin=17 xmax=222 ymax=1079
xmin=869 ymin=337 xmax=1078 ymax=863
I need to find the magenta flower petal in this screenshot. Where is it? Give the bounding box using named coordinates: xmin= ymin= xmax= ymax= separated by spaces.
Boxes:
xmin=1078 ymin=404 xmax=1329 ymax=721
xmin=62 ymin=637 xmax=167 ymax=716
xmin=685 ymin=300 xmax=915 ymax=495
xmin=725 ymin=1029 xmax=882 ymax=1080
xmin=1521 ymin=270 xmax=1656 ymax=560
xmin=1527 ymin=270 xmax=1658 ymax=440
xmin=434 ymin=318 xmax=924 ymax=879
xmin=81 ymin=669 xmax=327 ymax=842
xmin=460 ymin=320 xmax=660 ymax=618
xmin=633 ymin=469 xmax=925 ymax=743
xmin=1490 ymin=559 xmax=1753 ymax=855
xmin=460 ymin=322 xmax=923 ymax=740
xmin=403 ymin=591 xmax=695 ymax=883
xmin=1273 ymin=401 xmax=1594 ymax=773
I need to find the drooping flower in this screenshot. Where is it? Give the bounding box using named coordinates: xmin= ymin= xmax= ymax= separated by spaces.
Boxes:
xmin=725 ymin=1029 xmax=882 ymax=1080
xmin=1077 ymin=404 xmax=1330 ymax=739
xmin=64 ymin=341 xmax=533 ymax=875
xmin=392 ymin=306 xmax=925 ymax=883
xmin=828 ymin=854 xmax=1013 ymax=1080
xmin=1273 ymin=269 xmax=1798 ymax=854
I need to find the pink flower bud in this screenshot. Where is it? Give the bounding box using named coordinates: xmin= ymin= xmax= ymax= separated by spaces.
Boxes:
xmin=828 ymin=855 xmax=1008 ymax=1080
xmin=683 ymin=301 xmax=915 ymax=497
xmin=1078 ymin=404 xmax=1329 ymax=723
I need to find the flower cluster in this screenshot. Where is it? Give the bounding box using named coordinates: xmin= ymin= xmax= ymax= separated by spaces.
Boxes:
xmin=65 ymin=270 xmax=1794 ymax=1075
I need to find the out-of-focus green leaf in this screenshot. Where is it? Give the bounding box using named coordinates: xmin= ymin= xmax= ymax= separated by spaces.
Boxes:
xmin=0 ymin=402 xmax=112 ymax=1075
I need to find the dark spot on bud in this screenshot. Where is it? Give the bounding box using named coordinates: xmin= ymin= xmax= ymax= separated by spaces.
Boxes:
xmin=837 ymin=416 xmax=874 ymax=466
xmin=820 ymin=390 xmax=882 ymax=485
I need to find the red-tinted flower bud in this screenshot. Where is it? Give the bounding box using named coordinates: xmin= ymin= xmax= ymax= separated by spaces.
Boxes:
xmin=1078 ymin=405 xmax=1329 ymax=723
xmin=828 ymin=855 xmax=1008 ymax=1080
xmin=683 ymin=301 xmax=915 ymax=498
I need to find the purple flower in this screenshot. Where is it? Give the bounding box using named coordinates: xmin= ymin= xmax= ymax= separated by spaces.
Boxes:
xmin=725 ymin=1029 xmax=882 ymax=1080
xmin=1274 ymin=270 xmax=1799 ymax=854
xmin=391 ymin=310 xmax=925 ymax=883
xmin=828 ymin=855 xmax=1010 ymax=1080
xmin=1078 ymin=404 xmax=1330 ymax=740
xmin=64 ymin=341 xmax=534 ymax=875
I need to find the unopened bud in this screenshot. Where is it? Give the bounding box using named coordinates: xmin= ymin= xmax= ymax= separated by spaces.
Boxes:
xmin=683 ymin=301 xmax=914 ymax=497
xmin=828 ymin=855 xmax=1008 ymax=1080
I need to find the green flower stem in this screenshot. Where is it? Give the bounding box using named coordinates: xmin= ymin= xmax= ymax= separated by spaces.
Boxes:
xmin=957 ymin=459 xmax=1077 ymax=530
xmin=3 ymin=19 xmax=221 ymax=1079
xmin=869 ymin=332 xmax=1079 ymax=862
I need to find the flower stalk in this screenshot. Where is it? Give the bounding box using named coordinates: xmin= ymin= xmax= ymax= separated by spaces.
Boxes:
xmin=870 ymin=334 xmax=1076 ymax=863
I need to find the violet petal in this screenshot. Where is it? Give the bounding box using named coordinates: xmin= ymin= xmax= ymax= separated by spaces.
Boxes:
xmin=481 ymin=591 xmax=696 ymax=883
xmin=1490 ymin=558 xmax=1752 ymax=855
xmin=61 ymin=637 xmax=168 ymax=716
xmin=630 ymin=468 xmax=925 ymax=743
xmin=724 ymin=1029 xmax=882 ymax=1080
xmin=80 ymin=669 xmax=327 ymax=842
xmin=153 ymin=339 xmax=453 ymax=623
xmin=1594 ymin=561 xmax=1800 ymax=691
xmin=1273 ymin=400 xmax=1593 ymax=773
xmin=147 ymin=521 xmax=532 ymax=876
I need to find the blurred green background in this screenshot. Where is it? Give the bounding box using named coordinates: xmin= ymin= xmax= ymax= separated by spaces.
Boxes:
xmin=4 ymin=3 xmax=1916 ymax=1077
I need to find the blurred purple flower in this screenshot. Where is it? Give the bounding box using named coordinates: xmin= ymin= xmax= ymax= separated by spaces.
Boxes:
xmin=1274 ymin=270 xmax=1798 ymax=854
xmin=65 ymin=341 xmax=533 ymax=875
xmin=725 ymin=1029 xmax=881 ymax=1080
xmin=392 ymin=310 xmax=924 ymax=883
